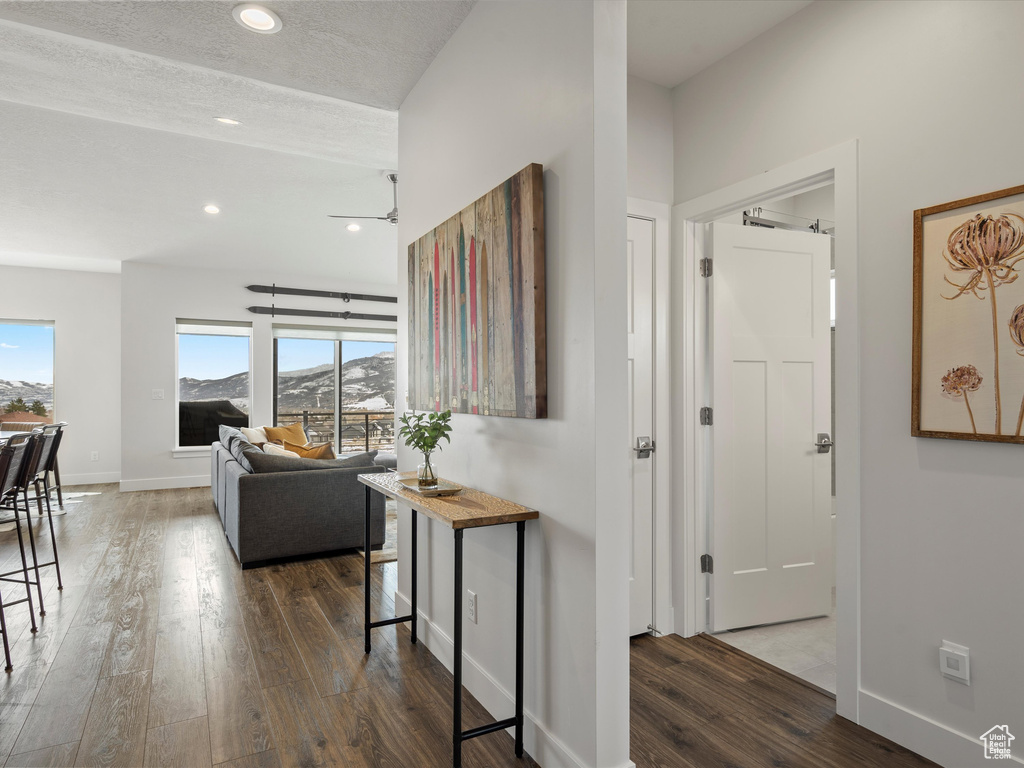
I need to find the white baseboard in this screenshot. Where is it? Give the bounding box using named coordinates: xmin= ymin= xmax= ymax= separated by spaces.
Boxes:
xmin=61 ymin=471 xmax=120 ymax=485
xmin=119 ymin=474 xmax=210 ymax=492
xmin=395 ymin=590 xmax=604 ymax=768
xmin=859 ymin=689 xmax=1023 ymax=767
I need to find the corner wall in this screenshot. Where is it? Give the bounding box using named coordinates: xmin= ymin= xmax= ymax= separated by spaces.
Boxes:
xmin=0 ymin=265 xmax=121 ymax=484
xmin=119 ymin=262 xmax=395 ymax=491
xmin=673 ymin=2 xmax=1024 ymax=764
xmin=627 ymin=75 xmax=673 ymax=206
xmin=397 ymin=2 xmax=630 ymax=766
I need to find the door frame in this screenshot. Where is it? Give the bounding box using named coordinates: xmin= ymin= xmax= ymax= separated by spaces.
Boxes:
xmin=627 ymin=197 xmax=673 ymax=635
xmin=671 ymin=140 xmax=861 ymax=721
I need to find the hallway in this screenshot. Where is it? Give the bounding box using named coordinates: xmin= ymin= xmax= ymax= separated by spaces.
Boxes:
xmin=630 ymin=633 xmax=938 ymax=767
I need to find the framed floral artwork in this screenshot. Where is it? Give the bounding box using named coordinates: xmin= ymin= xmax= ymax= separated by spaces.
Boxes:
xmin=913 ymin=183 xmax=1024 ymax=442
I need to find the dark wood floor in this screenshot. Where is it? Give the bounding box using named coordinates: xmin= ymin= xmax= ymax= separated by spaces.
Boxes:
xmin=0 ymin=485 xmax=536 ymax=767
xmin=0 ymin=486 xmax=938 ymax=768
xmin=630 ymin=633 xmax=939 ymax=768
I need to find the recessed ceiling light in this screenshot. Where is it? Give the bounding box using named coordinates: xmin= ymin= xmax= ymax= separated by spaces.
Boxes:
xmin=233 ymin=4 xmax=282 ymax=34
xmin=214 ymin=117 xmax=241 ymax=125
xmin=204 ymin=205 xmax=220 ymax=214
xmin=346 ymin=223 xmax=361 ymax=232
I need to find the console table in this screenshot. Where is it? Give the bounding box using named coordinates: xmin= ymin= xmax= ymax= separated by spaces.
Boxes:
xmin=358 ymin=470 xmax=539 ymax=767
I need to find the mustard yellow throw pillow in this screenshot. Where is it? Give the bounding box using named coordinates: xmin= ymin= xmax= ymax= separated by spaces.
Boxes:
xmin=264 ymin=422 xmax=308 ymax=447
xmin=284 ymin=440 xmax=336 ymax=460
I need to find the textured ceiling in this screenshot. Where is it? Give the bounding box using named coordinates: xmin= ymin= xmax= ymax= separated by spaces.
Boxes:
xmin=1 ymin=100 xmax=400 ymax=284
xmin=628 ymin=0 xmax=813 ymax=88
xmin=0 ymin=2 xmax=477 ymax=278
xmin=0 ymin=19 xmax=396 ymax=167
xmin=0 ymin=1 xmax=476 ymax=110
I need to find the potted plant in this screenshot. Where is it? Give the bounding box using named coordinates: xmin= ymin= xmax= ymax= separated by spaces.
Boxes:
xmin=398 ymin=409 xmax=453 ymax=487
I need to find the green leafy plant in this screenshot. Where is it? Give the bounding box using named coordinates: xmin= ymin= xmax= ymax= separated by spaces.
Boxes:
xmin=398 ymin=409 xmax=453 ymax=455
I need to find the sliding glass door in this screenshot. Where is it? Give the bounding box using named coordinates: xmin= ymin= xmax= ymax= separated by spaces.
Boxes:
xmin=274 ymin=337 xmax=337 ymax=445
xmin=273 ymin=328 xmax=396 ymax=454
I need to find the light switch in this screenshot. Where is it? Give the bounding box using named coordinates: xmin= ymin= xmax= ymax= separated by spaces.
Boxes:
xmin=939 ymin=640 xmax=970 ymax=684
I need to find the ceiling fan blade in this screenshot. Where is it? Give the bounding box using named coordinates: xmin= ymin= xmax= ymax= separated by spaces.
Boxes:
xmin=327 ymin=215 xmax=391 ymax=220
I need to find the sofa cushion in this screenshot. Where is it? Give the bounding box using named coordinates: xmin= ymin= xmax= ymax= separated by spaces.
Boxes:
xmin=374 ymin=452 xmax=397 ymax=469
xmin=264 ymin=422 xmax=309 ymax=446
xmin=284 ymin=440 xmax=336 ymax=460
xmin=240 ymin=426 xmax=269 ymax=445
xmin=245 ymin=449 xmax=379 ymax=474
xmin=219 ymin=424 xmax=245 ymax=446
xmin=228 ymin=435 xmax=255 ymax=473
xmin=264 ymin=442 xmax=300 ymax=458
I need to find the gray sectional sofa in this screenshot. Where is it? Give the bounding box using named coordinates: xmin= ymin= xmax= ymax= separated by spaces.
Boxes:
xmin=211 ymin=426 xmax=386 ymax=567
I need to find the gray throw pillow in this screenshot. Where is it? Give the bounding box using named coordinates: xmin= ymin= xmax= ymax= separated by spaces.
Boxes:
xmin=228 ymin=437 xmax=254 ymax=473
xmin=219 ymin=425 xmax=245 ymax=446
xmin=245 ymin=449 xmax=379 ymax=474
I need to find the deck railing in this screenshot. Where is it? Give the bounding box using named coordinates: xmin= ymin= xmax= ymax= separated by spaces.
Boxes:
xmin=276 ymin=409 xmax=395 ymax=454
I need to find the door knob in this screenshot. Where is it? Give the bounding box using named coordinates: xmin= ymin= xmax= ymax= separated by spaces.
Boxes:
xmin=634 ymin=436 xmax=654 ymax=459
xmin=815 ymin=433 xmax=833 ymax=454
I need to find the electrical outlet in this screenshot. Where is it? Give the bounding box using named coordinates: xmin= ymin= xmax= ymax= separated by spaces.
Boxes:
xmin=939 ymin=640 xmax=970 ymax=684
xmin=152 ymin=389 xmax=164 ymax=400
xmin=468 ymin=590 xmax=477 ymax=624
xmin=89 ymin=451 xmax=99 ymax=462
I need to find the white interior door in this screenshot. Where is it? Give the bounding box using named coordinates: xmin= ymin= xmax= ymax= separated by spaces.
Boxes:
xmin=628 ymin=216 xmax=654 ymax=636
xmin=710 ymin=223 xmax=832 ymax=632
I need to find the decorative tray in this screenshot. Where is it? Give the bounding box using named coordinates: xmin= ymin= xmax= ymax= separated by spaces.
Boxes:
xmin=397 ymin=477 xmax=463 ymax=497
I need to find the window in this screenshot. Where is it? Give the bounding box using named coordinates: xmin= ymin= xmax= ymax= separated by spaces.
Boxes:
xmin=0 ymin=320 xmax=55 ymax=427
xmin=176 ymin=321 xmax=251 ymax=447
xmin=273 ymin=326 xmax=396 ymax=454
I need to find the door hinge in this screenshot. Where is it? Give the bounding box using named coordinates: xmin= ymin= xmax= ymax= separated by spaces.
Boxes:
xmin=701 ymin=554 xmax=714 ymax=574
xmin=700 ymin=406 xmax=713 ymax=426
xmin=699 ymin=257 xmax=713 ymax=277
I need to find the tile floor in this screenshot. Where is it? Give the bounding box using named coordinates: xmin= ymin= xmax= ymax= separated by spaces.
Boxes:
xmin=713 ymin=611 xmax=836 ymax=694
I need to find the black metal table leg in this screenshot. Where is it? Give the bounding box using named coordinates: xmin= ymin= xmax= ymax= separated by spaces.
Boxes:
xmin=515 ymin=520 xmax=525 ymax=756
xmin=364 ymin=484 xmax=372 ymax=654
xmin=453 ymin=527 xmax=464 ymax=768
xmin=362 ymin=481 xmax=415 ymax=654
xmin=411 ymin=510 xmax=418 ymax=644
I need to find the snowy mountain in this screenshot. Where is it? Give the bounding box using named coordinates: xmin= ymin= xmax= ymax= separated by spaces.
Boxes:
xmin=0 ymin=379 xmax=53 ymax=410
xmin=179 ymin=351 xmax=395 ymax=412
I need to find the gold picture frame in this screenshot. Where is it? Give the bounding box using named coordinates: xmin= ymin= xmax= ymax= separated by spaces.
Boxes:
xmin=913 ymin=183 xmax=1024 ymax=442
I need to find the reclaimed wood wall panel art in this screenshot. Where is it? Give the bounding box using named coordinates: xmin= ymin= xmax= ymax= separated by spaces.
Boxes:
xmin=408 ymin=163 xmax=546 ymax=418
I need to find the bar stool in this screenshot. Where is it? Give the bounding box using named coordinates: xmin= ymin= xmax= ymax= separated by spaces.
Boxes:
xmin=0 ymin=431 xmax=46 ymax=616
xmin=23 ymin=424 xmax=64 ymax=590
xmin=0 ymin=434 xmax=41 ymax=672
xmin=39 ymin=422 xmax=67 ymax=511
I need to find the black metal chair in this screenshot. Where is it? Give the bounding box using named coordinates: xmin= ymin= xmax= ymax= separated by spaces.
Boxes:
xmin=23 ymin=424 xmax=64 ymax=590
xmin=28 ymin=422 xmax=66 ymax=511
xmin=0 ymin=434 xmax=41 ymax=671
xmin=0 ymin=431 xmax=47 ymax=618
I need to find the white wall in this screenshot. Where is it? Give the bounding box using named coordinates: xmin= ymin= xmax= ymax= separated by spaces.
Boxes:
xmin=0 ymin=265 xmax=121 ymax=484
xmin=397 ymin=2 xmax=629 ymax=767
xmin=673 ymin=2 xmax=1024 ymax=764
xmin=120 ymin=261 xmax=396 ymax=491
xmin=627 ymin=75 xmax=673 ymax=205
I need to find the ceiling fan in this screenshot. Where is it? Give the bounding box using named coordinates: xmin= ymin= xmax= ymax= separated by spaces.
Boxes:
xmin=329 ymin=172 xmax=398 ymax=226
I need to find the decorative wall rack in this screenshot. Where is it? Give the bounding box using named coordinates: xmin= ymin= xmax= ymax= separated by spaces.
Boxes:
xmin=246 ymin=305 xmax=397 ymax=322
xmin=246 ymin=284 xmax=397 ymax=304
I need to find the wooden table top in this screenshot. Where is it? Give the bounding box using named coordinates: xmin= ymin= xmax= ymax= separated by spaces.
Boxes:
xmin=358 ymin=471 xmax=539 ymax=530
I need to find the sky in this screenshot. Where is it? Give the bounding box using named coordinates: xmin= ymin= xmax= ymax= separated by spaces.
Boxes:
xmin=0 ymin=323 xmax=54 ymax=383
xmin=179 ymin=334 xmax=395 ymax=380
xmin=277 ymin=339 xmax=395 ymax=373
xmin=178 ymin=334 xmax=250 ymax=380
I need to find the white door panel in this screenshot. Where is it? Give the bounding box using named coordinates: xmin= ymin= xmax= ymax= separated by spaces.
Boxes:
xmin=628 ymin=216 xmax=654 ymax=636
xmin=711 ymin=223 xmax=832 ymax=632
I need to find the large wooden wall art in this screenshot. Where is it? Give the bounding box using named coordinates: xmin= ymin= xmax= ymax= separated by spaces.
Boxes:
xmin=408 ymin=163 xmax=546 ymax=418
